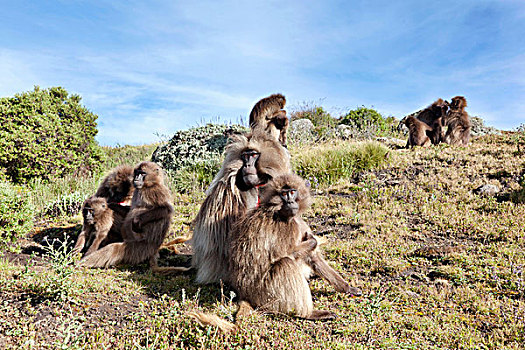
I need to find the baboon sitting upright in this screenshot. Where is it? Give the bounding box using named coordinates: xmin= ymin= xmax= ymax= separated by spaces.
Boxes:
xmin=72 ymin=196 xmax=117 ymax=256
xmin=249 ymin=93 xmax=289 ymax=147
xmin=444 ymin=96 xmax=471 ymax=146
xmin=73 ymin=165 xmax=135 ymax=255
xmin=229 ymin=173 xmax=360 ymax=320
xmin=191 ymin=132 xmax=291 ymax=284
xmin=80 ymin=162 xmax=184 ymax=272
xmin=402 ymin=116 xmax=433 ymax=148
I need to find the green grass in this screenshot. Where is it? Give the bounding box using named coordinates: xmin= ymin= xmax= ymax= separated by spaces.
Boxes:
xmin=291 ymin=141 xmax=389 ymax=186
xmin=1 ymin=134 xmax=524 ymax=349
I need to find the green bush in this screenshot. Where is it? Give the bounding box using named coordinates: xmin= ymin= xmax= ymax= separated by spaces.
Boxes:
xmin=0 ymin=86 xmax=105 ymax=183
xmin=291 ymin=104 xmax=337 ymax=137
xmin=292 ymin=141 xmax=389 ymax=186
xmin=339 ymin=106 xmax=396 ymax=137
xmin=0 ymin=181 xmax=34 ymax=251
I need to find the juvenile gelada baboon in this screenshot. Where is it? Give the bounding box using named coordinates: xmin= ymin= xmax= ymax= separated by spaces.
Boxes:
xmin=80 ymin=162 xmax=187 ymax=273
xmin=444 ymin=96 xmax=471 ymax=146
xmin=229 ymin=173 xmax=360 ymax=320
xmin=402 ymin=116 xmax=433 ymax=148
xmin=73 ymin=165 xmax=135 ymax=255
xmin=72 ymin=196 xmax=117 ymax=256
xmin=191 ymin=131 xmax=291 ymax=284
xmin=249 ymin=93 xmax=289 ymax=146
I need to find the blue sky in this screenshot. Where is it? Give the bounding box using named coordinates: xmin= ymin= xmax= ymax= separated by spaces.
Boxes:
xmin=1 ymin=0 xmax=523 ymax=145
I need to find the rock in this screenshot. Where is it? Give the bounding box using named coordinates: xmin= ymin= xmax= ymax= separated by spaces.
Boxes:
xmin=289 ymin=118 xmax=315 ymax=144
xmin=335 ymin=124 xmax=354 ymax=140
xmin=473 ymin=184 xmax=500 ymax=197
xmin=151 ymin=123 xmax=249 ymax=174
xmin=290 ymin=118 xmax=314 ymax=133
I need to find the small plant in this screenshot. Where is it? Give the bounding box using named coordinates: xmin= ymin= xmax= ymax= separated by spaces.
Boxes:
xmin=0 ymin=181 xmax=34 ymax=252
xmin=169 ymin=159 xmax=221 ymax=194
xmin=41 ymin=191 xmax=84 ymax=217
xmin=18 ymin=238 xmax=82 ymax=304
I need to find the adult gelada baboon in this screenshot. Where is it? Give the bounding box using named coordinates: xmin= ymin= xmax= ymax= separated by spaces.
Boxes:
xmin=229 ymin=173 xmax=360 ymax=320
xmin=402 ymin=116 xmax=433 ymax=148
xmin=249 ymin=93 xmax=289 ymax=146
xmin=191 ymin=132 xmax=291 ymax=284
xmin=80 ymin=162 xmax=187 ymax=273
xmin=444 ymin=96 xmax=471 ymax=146
xmin=72 ymin=196 xmax=118 ymax=256
xmin=398 ymin=99 xmax=449 ymax=145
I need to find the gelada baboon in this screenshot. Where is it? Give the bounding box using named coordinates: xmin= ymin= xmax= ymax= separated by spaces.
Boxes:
xmin=229 ymin=173 xmax=360 ymax=320
xmin=73 ymin=165 xmax=135 ymax=255
xmin=72 ymin=196 xmax=116 ymax=256
xmin=95 ymin=165 xmax=135 ymax=205
xmin=444 ymin=96 xmax=471 ymax=146
xmin=191 ymin=132 xmax=291 ymax=284
xmin=402 ymin=116 xmax=433 ymax=148
xmin=80 ymin=162 xmax=187 ymax=273
xmin=249 ymin=93 xmax=289 ymax=146
xmin=399 ymin=99 xmax=449 ymax=145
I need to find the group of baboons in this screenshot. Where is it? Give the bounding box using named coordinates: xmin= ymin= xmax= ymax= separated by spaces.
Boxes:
xmin=73 ymin=93 xmax=361 ymax=323
xmin=73 ymin=93 xmax=470 ymax=323
xmin=399 ymin=96 xmax=471 ymax=148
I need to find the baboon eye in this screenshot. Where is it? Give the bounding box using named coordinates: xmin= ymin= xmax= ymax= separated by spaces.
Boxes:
xmin=289 ymin=190 xmax=296 ymax=197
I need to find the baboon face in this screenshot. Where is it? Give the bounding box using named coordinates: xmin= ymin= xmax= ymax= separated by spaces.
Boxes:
xmin=278 ymin=187 xmax=299 ymax=218
xmin=133 ymin=162 xmax=162 ymax=189
xmin=241 ymin=150 xmax=261 ymax=187
xmin=83 ymin=198 xmax=107 ymax=225
xmin=133 ymin=168 xmax=147 ymax=189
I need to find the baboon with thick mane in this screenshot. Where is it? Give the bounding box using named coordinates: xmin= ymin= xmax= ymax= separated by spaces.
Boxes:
xmin=249 ymin=93 xmax=289 ymax=146
xmin=402 ymin=116 xmax=433 ymax=148
xmin=229 ymin=173 xmax=359 ymax=320
xmin=80 ymin=162 xmax=184 ymax=272
xmin=444 ymin=96 xmax=471 ymax=146
xmin=72 ymin=196 xmax=116 ymax=256
xmin=191 ymin=132 xmax=291 ymax=284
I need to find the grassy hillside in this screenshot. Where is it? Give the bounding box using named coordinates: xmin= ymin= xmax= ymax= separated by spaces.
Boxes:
xmin=1 ymin=134 xmax=524 ymax=349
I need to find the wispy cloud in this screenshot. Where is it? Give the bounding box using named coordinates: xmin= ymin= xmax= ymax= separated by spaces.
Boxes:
xmin=1 ymin=0 xmax=523 ymax=145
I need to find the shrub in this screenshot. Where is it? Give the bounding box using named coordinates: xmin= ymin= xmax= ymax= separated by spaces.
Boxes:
xmin=290 ymin=103 xmax=337 ymax=138
xmin=292 ymin=141 xmax=389 ymax=186
xmin=339 ymin=106 xmax=396 ymax=137
xmin=152 ymin=123 xmax=249 ymax=192
xmin=0 ymin=86 xmax=105 ymax=183
xmin=0 ymin=181 xmax=34 ymax=252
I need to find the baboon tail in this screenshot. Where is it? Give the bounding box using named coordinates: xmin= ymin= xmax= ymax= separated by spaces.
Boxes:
xmin=149 ymin=256 xmax=192 ymax=275
xmin=186 ymin=310 xmax=237 ymax=334
xmin=79 ymin=242 xmax=126 ymax=268
xmin=160 ymin=236 xmax=191 ymax=253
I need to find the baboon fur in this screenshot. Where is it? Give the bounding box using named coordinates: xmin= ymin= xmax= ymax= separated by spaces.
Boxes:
xmin=80 ymin=162 xmax=175 ymax=269
xmin=249 ymin=93 xmax=289 ymax=146
xmin=399 ymin=99 xmax=449 ymax=145
xmin=73 ymin=196 xmax=120 ymax=256
xmin=229 ymin=173 xmax=344 ymax=320
xmin=403 ymin=116 xmax=433 ymax=148
xmin=444 ymin=96 xmax=471 ymax=146
xmin=191 ymin=132 xmax=291 ymax=284
xmin=95 ymin=165 xmax=135 ymax=205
